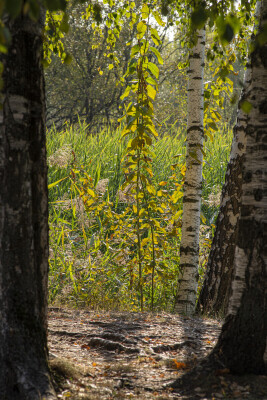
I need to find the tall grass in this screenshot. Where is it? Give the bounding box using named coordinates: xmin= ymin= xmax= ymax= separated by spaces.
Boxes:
xmin=47 ymin=121 xmax=232 ymax=310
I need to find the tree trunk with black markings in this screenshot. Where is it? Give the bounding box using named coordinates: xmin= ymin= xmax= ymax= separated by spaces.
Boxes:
xmin=197 ymin=1 xmax=261 ymax=318
xmin=211 ymin=0 xmax=267 ymax=374
xmin=197 ymin=68 xmax=249 ymax=316
xmin=174 ymin=28 xmax=206 ymax=315
xmin=0 ymin=10 xmax=56 ymax=400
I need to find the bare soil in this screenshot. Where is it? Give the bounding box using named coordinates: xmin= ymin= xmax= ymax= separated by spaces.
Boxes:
xmin=48 ymin=307 xmax=267 ymax=400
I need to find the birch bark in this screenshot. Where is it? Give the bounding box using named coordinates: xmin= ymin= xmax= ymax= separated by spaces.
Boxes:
xmin=197 ymin=1 xmax=261 ymax=317
xmin=211 ymin=0 xmax=267 ymax=374
xmin=174 ymin=28 xmax=206 ymax=315
xmin=197 ymin=68 xmax=250 ymax=316
xmin=0 ymin=10 xmax=56 ymax=400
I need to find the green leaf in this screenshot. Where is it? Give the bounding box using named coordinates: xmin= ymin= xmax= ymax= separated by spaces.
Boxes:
xmin=63 ymin=53 xmax=72 ymax=64
xmin=0 ymin=44 xmax=7 ymax=54
xmin=5 ymin=0 xmax=22 ymax=17
xmin=150 ymin=28 xmax=161 ymax=46
xmin=216 ymin=14 xmax=239 ymax=45
xmin=240 ymin=100 xmax=252 ymax=114
xmin=191 ymin=6 xmax=208 ymax=29
xmin=227 ymin=14 xmax=241 ymax=34
xmin=222 ymin=23 xmax=234 ymax=43
xmin=121 ymin=85 xmax=131 ymax=101
xmin=131 ymin=44 xmax=139 ymax=57
xmin=205 ymin=130 xmax=213 ymax=141
xmin=146 ymin=76 xmax=158 ymax=88
xmin=28 ymin=0 xmax=40 ymax=20
xmin=147 ymin=123 xmax=158 ymax=137
xmin=150 ymin=46 xmax=163 ymax=65
xmin=150 ymin=28 xmax=160 ymax=42
xmin=208 ymin=122 xmax=218 ymax=131
xmin=148 ymin=62 xmax=159 ymax=79
xmin=256 ymin=23 xmax=267 ymax=46
xmin=59 ymin=14 xmax=70 ymax=33
xmin=152 ymin=11 xmax=165 ymax=27
xmin=48 ymin=177 xmax=67 ymax=189
xmin=137 ymin=21 xmax=147 ymax=39
xmin=44 ymin=0 xmax=67 ymax=11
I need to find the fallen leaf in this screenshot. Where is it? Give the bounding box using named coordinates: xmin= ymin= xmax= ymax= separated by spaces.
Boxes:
xmin=81 ymin=344 xmax=90 ymax=350
xmin=215 ymin=368 xmax=230 ymax=376
xmin=173 ymin=359 xmax=188 ymax=370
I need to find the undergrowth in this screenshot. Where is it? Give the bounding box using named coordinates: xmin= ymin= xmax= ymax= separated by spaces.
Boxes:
xmin=47 ymin=121 xmax=231 ymax=312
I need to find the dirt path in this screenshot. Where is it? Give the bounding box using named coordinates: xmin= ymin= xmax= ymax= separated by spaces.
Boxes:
xmin=48 ymin=308 xmax=267 ymax=400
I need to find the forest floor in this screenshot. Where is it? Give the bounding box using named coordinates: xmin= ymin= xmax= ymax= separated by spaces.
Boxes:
xmin=48 ymin=307 xmax=267 ymax=400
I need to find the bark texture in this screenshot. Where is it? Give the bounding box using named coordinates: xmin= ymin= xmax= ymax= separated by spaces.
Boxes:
xmin=197 ymin=69 xmax=250 ymax=316
xmin=174 ymin=28 xmax=206 ymax=315
xmin=212 ymin=0 xmax=267 ymax=374
xmin=0 ymin=11 xmax=56 ymax=400
xmin=197 ymin=1 xmax=261 ymax=318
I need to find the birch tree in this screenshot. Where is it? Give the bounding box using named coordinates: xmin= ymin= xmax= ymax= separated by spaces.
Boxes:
xmin=197 ymin=1 xmax=260 ymax=316
xmin=0 ymin=7 xmax=56 ymax=400
xmin=171 ymin=0 xmax=267 ymax=378
xmin=210 ymin=0 xmax=267 ymax=372
xmin=174 ymin=27 xmax=206 ymax=315
xmin=197 ymin=67 xmax=250 ymax=316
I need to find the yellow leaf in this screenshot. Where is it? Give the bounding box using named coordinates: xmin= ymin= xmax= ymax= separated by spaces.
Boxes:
xmin=147 ymin=85 xmax=156 ymax=100
xmin=87 ymin=188 xmax=96 ymax=197
xmin=137 ymin=21 xmax=147 ymax=38
xmin=173 ymin=210 xmax=183 ymax=219
xmin=147 ymin=185 xmax=156 ymax=195
xmin=141 ymin=3 xmax=149 ymax=19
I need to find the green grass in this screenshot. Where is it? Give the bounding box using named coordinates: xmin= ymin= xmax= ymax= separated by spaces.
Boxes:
xmin=47 ymin=121 xmax=232 ymax=311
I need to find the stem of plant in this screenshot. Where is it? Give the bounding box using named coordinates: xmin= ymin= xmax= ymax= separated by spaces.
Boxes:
xmin=136 ymin=149 xmax=143 ymax=311
xmin=151 ymin=226 xmax=155 ymax=312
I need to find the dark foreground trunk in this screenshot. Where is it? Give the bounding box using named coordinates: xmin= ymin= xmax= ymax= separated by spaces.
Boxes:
xmin=0 ymin=10 xmax=56 ymax=400
xmin=210 ymin=0 xmax=267 ymax=374
xmin=197 ymin=79 xmax=248 ymax=316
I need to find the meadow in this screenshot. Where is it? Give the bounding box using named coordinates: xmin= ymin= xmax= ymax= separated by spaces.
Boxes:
xmin=47 ymin=121 xmax=232 ymax=312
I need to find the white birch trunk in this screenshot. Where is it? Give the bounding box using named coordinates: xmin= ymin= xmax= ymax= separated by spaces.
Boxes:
xmin=197 ymin=67 xmax=250 ymax=315
xmin=174 ymin=28 xmax=206 ymax=315
xmin=211 ymin=0 xmax=267 ymax=374
xmin=197 ymin=0 xmax=261 ymax=317
xmin=228 ymin=30 xmax=267 ymax=318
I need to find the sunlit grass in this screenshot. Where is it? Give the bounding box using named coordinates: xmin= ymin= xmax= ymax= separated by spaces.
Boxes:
xmin=47 ymin=121 xmax=232 ymax=310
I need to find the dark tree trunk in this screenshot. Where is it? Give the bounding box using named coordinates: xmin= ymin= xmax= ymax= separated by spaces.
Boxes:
xmin=210 ymin=0 xmax=267 ymax=374
xmin=0 ymin=10 xmax=56 ymax=400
